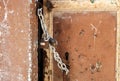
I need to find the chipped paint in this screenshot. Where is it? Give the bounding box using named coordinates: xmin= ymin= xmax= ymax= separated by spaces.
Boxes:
xmin=90 ymin=23 xmax=98 ymax=49
xmin=53 ymin=11 xmax=116 ymax=81
xmin=44 ymin=0 xmax=120 ymax=81
xmin=27 ymin=32 xmax=32 ymax=81
xmin=0 ymin=0 xmax=11 ymax=80
xmin=0 ymin=0 xmax=10 ymax=31
xmin=27 ymin=4 xmax=33 ymax=81
xmin=0 ymin=0 xmax=36 ymax=81
xmin=29 ymin=0 xmax=32 ymax=3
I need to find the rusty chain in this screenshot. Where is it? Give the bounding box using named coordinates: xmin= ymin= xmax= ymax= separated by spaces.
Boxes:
xmin=37 ymin=8 xmax=69 ymax=75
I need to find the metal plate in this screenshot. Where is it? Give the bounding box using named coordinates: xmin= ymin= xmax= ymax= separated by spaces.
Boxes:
xmin=53 ymin=11 xmax=116 ymax=81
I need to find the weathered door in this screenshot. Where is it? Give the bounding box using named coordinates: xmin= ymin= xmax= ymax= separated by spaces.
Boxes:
xmin=53 ymin=11 xmax=116 ymax=81
xmin=43 ymin=0 xmax=120 ymax=81
xmin=0 ymin=0 xmax=38 ymax=81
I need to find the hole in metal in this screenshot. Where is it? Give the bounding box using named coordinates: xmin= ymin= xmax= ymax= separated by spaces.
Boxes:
xmin=65 ymin=52 xmax=69 ymax=61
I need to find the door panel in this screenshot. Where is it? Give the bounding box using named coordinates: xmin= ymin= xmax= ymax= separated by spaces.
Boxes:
xmin=43 ymin=0 xmax=120 ymax=81
xmin=53 ymin=11 xmax=116 ymax=81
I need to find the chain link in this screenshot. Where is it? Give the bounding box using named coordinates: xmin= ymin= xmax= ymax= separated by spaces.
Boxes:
xmin=37 ymin=8 xmax=50 ymax=41
xmin=37 ymin=8 xmax=69 ymax=75
xmin=50 ymin=45 xmax=69 ymax=75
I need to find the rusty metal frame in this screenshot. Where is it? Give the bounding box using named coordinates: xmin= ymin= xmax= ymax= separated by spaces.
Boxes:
xmin=43 ymin=0 xmax=120 ymax=81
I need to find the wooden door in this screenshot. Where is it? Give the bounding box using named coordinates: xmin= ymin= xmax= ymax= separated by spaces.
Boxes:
xmin=43 ymin=0 xmax=120 ymax=81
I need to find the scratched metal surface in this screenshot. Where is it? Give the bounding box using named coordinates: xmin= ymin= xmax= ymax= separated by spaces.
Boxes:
xmin=0 ymin=0 xmax=37 ymax=81
xmin=53 ymin=12 xmax=116 ymax=81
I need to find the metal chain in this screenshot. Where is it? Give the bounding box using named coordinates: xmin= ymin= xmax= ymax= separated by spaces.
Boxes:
xmin=37 ymin=8 xmax=50 ymax=41
xmin=37 ymin=8 xmax=69 ymax=75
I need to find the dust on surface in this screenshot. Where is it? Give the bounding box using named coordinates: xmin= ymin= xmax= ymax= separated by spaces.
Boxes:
xmin=53 ymin=11 xmax=116 ymax=81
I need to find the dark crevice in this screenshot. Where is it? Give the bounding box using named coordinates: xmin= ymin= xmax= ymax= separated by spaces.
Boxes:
xmin=65 ymin=52 xmax=69 ymax=61
xmin=37 ymin=0 xmax=43 ymax=81
xmin=65 ymin=52 xmax=70 ymax=70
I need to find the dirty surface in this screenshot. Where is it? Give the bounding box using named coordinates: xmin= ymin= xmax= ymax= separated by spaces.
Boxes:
xmin=0 ymin=0 xmax=37 ymax=81
xmin=53 ymin=12 xmax=116 ymax=81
